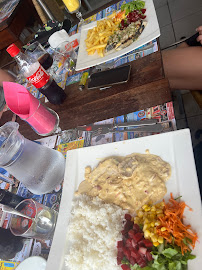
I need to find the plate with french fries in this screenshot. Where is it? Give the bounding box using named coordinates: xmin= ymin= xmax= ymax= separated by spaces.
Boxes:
xmin=75 ymin=0 xmax=160 ymax=71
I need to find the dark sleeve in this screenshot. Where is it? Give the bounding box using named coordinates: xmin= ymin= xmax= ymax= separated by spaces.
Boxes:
xmin=185 ymin=32 xmax=202 ymax=46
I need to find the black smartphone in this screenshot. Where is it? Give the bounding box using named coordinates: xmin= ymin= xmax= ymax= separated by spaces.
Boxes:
xmin=88 ymin=64 xmax=131 ymax=90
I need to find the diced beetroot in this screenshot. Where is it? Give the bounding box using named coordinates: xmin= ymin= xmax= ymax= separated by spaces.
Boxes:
xmin=138 ymin=247 xmax=147 ymax=255
xmin=130 ymin=256 xmax=136 ymax=265
xmin=125 ymin=238 xmax=133 ymax=248
xmin=124 ymin=220 xmax=134 ymax=232
xmin=117 ymin=256 xmax=122 ymax=265
xmin=121 ymin=19 xmax=125 ymax=27
xmin=125 ymin=213 xmax=132 ymax=220
xmin=131 ymin=249 xmax=139 ymax=259
xmin=138 ymin=240 xmax=145 ymax=247
xmin=117 ymin=241 xmax=124 ymax=249
xmin=131 ymin=239 xmax=138 ymax=249
xmin=133 ymin=223 xmax=140 ymax=233
xmin=140 ymin=14 xmax=146 ymax=19
xmin=128 ymin=229 xmax=135 ymax=239
xmin=141 ymin=239 xmax=153 ymax=248
xmin=139 ymin=258 xmax=147 ymax=268
xmin=132 ymin=232 xmax=143 ymax=243
xmin=141 ymin=9 xmax=146 ymax=14
xmin=121 ymin=229 xmax=128 ymax=236
xmin=146 ymin=251 xmax=153 ymax=262
xmin=136 ymin=255 xmax=143 ymax=265
xmin=117 ymin=250 xmax=124 ymax=260
xmin=121 ymin=265 xmax=131 ymax=270
xmin=124 ymin=249 xmax=131 ymax=260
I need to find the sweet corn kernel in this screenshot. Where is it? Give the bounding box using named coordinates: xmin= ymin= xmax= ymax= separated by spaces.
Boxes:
xmin=158 ymin=236 xmax=164 ymax=244
xmin=151 ymin=206 xmax=156 ymax=212
xmin=153 ymin=242 xmax=159 ymax=247
xmin=144 ymin=230 xmax=151 ymax=238
xmin=157 ymin=214 xmax=164 ymax=218
xmin=145 ymin=207 xmax=151 ymax=212
xmin=156 ymin=209 xmax=163 ymax=214
xmin=150 ymin=222 xmax=155 ymax=227
xmin=138 ymin=211 xmax=144 ymax=218
xmin=161 ymin=227 xmax=167 ymax=232
xmin=155 ymin=221 xmax=161 ymax=226
xmin=151 ymin=235 xmax=158 ymax=242
xmin=149 ymin=214 xmax=155 ymax=219
xmin=143 ymin=224 xmax=148 ymax=231
xmin=144 ymin=218 xmax=149 ymax=223
xmin=142 ymin=205 xmax=148 ymax=210
xmin=134 ymin=217 xmax=139 ymax=223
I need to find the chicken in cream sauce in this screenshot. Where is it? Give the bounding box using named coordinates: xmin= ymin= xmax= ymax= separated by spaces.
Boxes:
xmin=76 ymin=153 xmax=171 ymax=213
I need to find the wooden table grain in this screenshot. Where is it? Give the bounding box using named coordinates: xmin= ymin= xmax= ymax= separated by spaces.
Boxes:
xmin=0 ymin=51 xmax=172 ymax=140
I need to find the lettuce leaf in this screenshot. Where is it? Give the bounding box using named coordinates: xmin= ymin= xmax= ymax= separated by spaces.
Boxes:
xmin=162 ymin=248 xmax=178 ymax=258
xmin=121 ymin=0 xmax=146 ymax=14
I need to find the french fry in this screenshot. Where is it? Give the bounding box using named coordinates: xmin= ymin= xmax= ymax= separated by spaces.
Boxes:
xmin=85 ymin=15 xmax=120 ymax=57
xmin=86 ymin=44 xmax=107 ymax=52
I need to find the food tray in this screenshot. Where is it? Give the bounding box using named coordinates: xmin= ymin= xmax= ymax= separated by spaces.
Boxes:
xmin=47 ymin=129 xmax=202 ymax=270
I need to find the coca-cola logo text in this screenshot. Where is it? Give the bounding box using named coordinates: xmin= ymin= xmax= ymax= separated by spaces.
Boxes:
xmin=28 ymin=67 xmax=46 ymax=83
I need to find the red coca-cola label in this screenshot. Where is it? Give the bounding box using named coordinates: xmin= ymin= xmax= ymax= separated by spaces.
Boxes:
xmin=27 ymin=65 xmax=50 ymax=88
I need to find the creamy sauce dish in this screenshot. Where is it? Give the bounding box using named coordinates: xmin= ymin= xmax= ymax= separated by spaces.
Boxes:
xmin=76 ymin=153 xmax=171 ymax=214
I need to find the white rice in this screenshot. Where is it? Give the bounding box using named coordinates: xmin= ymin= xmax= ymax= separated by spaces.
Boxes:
xmin=64 ymin=194 xmax=126 ymax=270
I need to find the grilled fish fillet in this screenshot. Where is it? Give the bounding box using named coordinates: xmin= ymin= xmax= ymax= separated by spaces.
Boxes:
xmin=105 ymin=20 xmax=147 ymax=54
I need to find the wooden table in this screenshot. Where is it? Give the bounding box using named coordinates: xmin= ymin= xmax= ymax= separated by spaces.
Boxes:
xmin=1 ymin=50 xmax=172 ymax=140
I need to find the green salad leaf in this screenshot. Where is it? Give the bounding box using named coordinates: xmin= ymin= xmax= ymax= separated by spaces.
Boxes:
xmin=121 ymin=0 xmax=146 ymax=14
xmin=162 ymin=248 xmax=178 ymax=258
xmin=121 ymin=241 xmax=196 ymax=270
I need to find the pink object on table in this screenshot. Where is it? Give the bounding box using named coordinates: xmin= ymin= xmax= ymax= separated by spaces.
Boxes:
xmin=3 ymin=82 xmax=57 ymax=135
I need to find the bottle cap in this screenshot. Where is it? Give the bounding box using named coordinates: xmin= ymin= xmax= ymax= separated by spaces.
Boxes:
xmin=6 ymin=44 xmax=20 ymax=57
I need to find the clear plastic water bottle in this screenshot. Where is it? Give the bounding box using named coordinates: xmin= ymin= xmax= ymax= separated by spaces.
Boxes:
xmin=0 ymin=122 xmax=65 ymax=195
xmin=6 ymin=44 xmax=66 ymax=105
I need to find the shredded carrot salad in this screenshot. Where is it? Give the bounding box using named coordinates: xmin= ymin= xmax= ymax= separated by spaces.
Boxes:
xmin=157 ymin=193 xmax=198 ymax=255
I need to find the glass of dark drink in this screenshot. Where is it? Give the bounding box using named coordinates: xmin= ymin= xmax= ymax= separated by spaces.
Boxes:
xmin=25 ymin=41 xmax=53 ymax=70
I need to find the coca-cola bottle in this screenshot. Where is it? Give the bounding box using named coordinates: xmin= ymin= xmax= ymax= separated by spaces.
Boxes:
xmin=6 ymin=44 xmax=66 ymax=105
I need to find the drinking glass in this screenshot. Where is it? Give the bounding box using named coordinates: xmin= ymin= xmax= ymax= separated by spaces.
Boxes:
xmin=10 ymin=199 xmax=58 ymax=240
xmin=23 ymin=101 xmax=60 ymax=137
xmin=53 ymin=41 xmax=77 ymax=77
xmin=25 ymin=41 xmax=53 ymax=70
xmin=62 ymin=0 xmax=84 ymax=23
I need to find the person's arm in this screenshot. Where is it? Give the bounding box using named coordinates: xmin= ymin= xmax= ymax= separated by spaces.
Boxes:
xmin=196 ymin=26 xmax=202 ymax=45
xmin=0 ymin=69 xmax=15 ymax=87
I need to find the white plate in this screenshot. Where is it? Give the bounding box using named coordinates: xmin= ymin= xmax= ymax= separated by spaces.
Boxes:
xmin=16 ymin=256 xmax=46 ymax=270
xmin=47 ymin=129 xmax=202 ymax=270
xmin=75 ymin=0 xmax=160 ymax=71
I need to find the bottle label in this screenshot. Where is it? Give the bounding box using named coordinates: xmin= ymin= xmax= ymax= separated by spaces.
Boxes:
xmin=27 ymin=65 xmax=50 ymax=88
